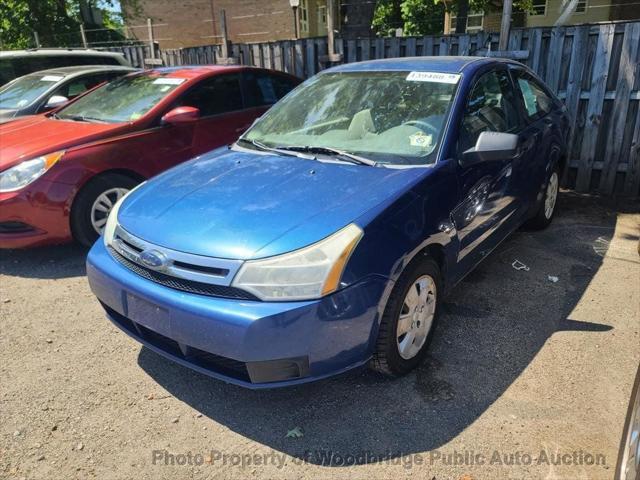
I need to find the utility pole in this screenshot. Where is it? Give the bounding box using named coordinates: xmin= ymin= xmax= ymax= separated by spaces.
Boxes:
xmin=147 ymin=18 xmax=155 ymax=59
xmin=220 ymin=9 xmax=230 ymax=59
xmin=289 ymin=0 xmax=300 ymax=39
xmin=80 ymin=24 xmax=88 ymax=48
xmin=498 ymin=0 xmax=513 ymax=51
xmin=326 ymin=0 xmax=341 ymax=62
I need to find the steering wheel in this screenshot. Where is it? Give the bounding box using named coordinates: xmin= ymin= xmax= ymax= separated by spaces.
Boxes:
xmin=404 ymin=120 xmax=439 ymax=136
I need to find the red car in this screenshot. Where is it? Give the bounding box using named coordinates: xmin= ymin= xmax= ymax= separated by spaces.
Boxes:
xmin=0 ymin=66 xmax=300 ymax=248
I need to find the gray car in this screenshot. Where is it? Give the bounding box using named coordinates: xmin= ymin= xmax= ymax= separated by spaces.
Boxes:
xmin=0 ymin=65 xmax=136 ymax=123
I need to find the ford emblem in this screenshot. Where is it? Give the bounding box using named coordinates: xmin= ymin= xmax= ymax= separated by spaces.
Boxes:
xmin=139 ymin=249 xmax=168 ymax=270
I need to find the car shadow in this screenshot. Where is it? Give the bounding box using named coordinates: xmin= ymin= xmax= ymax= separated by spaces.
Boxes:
xmin=0 ymin=243 xmax=87 ymax=279
xmin=136 ymin=192 xmax=619 ymax=465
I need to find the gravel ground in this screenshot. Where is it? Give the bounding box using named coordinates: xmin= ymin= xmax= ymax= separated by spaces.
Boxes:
xmin=1 ymin=192 xmax=639 ymax=480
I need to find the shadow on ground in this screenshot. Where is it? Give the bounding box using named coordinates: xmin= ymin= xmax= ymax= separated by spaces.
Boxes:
xmin=132 ymin=193 xmax=621 ymax=465
xmin=0 ymin=243 xmax=87 ymax=279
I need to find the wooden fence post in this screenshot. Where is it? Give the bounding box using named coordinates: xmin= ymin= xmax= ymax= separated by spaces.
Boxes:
xmin=575 ymin=23 xmax=615 ymax=192
xmin=599 ymin=22 xmax=640 ymax=194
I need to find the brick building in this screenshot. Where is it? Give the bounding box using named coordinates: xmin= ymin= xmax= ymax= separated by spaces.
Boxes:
xmin=121 ymin=0 xmax=374 ymax=49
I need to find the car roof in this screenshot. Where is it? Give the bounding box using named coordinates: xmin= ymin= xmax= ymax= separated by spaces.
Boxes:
xmin=23 ymin=65 xmax=137 ymax=78
xmin=139 ymin=65 xmax=293 ymax=79
xmin=326 ymin=56 xmax=519 ymax=74
xmin=0 ymin=49 xmax=125 ymax=58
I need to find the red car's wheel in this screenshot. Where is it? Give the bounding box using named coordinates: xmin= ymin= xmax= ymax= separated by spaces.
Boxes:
xmin=71 ymin=173 xmax=140 ymax=247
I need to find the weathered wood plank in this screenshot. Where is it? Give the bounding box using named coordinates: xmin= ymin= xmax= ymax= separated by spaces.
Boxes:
xmin=575 ymin=23 xmax=615 ymax=192
xmin=458 ymin=34 xmax=471 ymax=56
xmin=294 ymin=40 xmax=304 ymax=77
xmin=389 ymin=37 xmax=400 ymax=58
xmin=305 ymin=40 xmax=315 ymax=77
xmin=375 ymin=38 xmax=385 ymax=59
xmin=347 ymin=39 xmax=356 ymax=63
xmin=545 ymin=27 xmax=564 ymax=92
xmin=360 ymin=38 xmax=370 ymax=60
xmin=599 ymin=22 xmax=640 ymax=193
xmin=251 ymin=44 xmax=262 ymax=67
xmin=273 ymin=42 xmax=283 ymax=71
xmin=529 ymin=28 xmax=543 ymax=73
xmin=438 ymin=36 xmax=450 ymax=56
xmin=563 ymin=25 xmax=590 ymax=181
xmin=623 ymin=106 xmax=640 ymax=195
xmin=508 ymin=29 xmax=523 ymax=51
xmin=423 ymin=35 xmax=434 ymax=56
xmin=405 ymin=37 xmax=417 ymax=57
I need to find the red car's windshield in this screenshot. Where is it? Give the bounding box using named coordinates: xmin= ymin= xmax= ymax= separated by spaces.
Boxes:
xmin=57 ymin=73 xmax=187 ymax=123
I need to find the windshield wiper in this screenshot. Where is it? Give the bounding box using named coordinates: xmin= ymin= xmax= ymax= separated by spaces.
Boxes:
xmin=57 ymin=114 xmax=106 ymax=124
xmin=274 ymin=145 xmax=377 ymax=167
xmin=235 ymin=138 xmax=313 ymax=159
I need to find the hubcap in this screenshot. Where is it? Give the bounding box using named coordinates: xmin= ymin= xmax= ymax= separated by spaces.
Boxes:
xmin=90 ymin=187 xmax=129 ymax=235
xmin=396 ymin=275 xmax=436 ymax=360
xmin=544 ymin=172 xmax=559 ymax=219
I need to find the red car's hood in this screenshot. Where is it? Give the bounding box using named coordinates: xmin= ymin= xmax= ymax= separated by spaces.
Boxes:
xmin=0 ymin=116 xmax=125 ymax=170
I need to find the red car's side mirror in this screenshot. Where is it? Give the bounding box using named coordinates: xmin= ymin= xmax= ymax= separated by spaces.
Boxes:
xmin=161 ymin=106 xmax=200 ymax=125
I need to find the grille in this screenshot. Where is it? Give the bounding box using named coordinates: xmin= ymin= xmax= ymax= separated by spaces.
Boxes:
xmin=102 ymin=303 xmax=250 ymax=381
xmin=108 ymin=246 xmax=258 ymax=301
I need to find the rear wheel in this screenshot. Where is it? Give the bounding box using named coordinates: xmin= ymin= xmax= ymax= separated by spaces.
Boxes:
xmin=370 ymin=256 xmax=441 ymax=377
xmin=525 ymin=165 xmax=560 ymax=230
xmin=71 ymin=173 xmax=139 ymax=247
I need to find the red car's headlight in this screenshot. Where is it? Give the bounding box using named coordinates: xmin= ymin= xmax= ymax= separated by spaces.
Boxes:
xmin=0 ymin=151 xmax=64 ymax=192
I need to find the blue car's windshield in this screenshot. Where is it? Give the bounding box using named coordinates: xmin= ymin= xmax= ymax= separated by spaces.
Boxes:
xmin=0 ymin=73 xmax=64 ymax=109
xmin=243 ymin=71 xmax=459 ymax=165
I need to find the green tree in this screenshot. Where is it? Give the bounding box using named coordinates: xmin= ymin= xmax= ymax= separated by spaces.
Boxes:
xmin=0 ymin=0 xmax=126 ymax=49
xmin=372 ymin=0 xmax=534 ymax=37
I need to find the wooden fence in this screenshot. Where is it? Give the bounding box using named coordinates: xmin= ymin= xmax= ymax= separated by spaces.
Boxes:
xmin=118 ymin=21 xmax=640 ymax=196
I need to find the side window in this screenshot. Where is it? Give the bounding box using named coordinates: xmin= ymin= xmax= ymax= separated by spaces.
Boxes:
xmin=513 ymin=71 xmax=554 ymax=121
xmin=52 ymin=74 xmax=106 ymax=101
xmin=459 ymin=69 xmax=520 ymax=152
xmin=178 ymin=74 xmax=243 ymax=116
xmin=243 ymin=71 xmax=298 ymax=108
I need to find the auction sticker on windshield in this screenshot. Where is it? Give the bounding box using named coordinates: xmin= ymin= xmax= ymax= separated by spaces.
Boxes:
xmin=41 ymin=75 xmax=64 ymax=82
xmin=153 ymin=78 xmax=186 ymax=85
xmin=406 ymin=71 xmax=461 ymax=84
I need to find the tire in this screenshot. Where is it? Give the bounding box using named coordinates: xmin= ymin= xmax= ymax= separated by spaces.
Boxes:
xmin=616 ymin=364 xmax=640 ymax=480
xmin=370 ymin=256 xmax=442 ymax=377
xmin=71 ymin=173 xmax=139 ymax=247
xmin=525 ymin=163 xmax=560 ymax=231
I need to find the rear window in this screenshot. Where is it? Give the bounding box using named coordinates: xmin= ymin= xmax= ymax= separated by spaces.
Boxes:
xmin=0 ymin=55 xmax=121 ymax=85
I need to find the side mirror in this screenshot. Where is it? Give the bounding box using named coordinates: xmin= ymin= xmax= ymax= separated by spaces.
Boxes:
xmin=161 ymin=106 xmax=200 ymax=125
xmin=44 ymin=95 xmax=69 ymax=111
xmin=460 ymin=131 xmax=518 ymax=167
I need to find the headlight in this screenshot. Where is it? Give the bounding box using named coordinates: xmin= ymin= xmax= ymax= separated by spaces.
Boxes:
xmin=103 ymin=182 xmax=146 ymax=247
xmin=232 ymin=223 xmax=363 ymax=301
xmin=0 ymin=151 xmax=65 ymax=192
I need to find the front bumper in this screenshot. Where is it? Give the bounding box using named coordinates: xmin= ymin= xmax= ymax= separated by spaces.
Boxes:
xmin=87 ymin=240 xmax=390 ymax=389
xmin=0 ymin=179 xmax=75 ymax=248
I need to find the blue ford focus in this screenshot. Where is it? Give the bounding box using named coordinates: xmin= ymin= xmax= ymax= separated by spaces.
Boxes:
xmin=87 ymin=57 xmax=569 ymax=388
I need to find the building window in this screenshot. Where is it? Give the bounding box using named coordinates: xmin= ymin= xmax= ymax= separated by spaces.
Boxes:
xmin=575 ymin=0 xmax=587 ymax=13
xmin=449 ymin=10 xmax=484 ymax=33
xmin=317 ymin=4 xmax=327 ymax=35
xmin=530 ymin=0 xmax=547 ymax=16
xmin=300 ymin=0 xmax=309 ymax=33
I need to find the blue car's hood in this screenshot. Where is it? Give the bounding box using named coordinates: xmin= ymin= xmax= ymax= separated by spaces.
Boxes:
xmin=118 ymin=148 xmax=425 ymax=259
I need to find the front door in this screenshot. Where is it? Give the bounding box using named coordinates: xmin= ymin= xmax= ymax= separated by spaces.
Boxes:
xmin=452 ymin=67 xmax=523 ymax=271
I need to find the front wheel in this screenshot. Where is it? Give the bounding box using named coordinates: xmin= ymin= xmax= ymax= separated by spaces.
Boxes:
xmin=370 ymin=256 xmax=442 ymax=377
xmin=71 ymin=174 xmax=139 ymax=247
